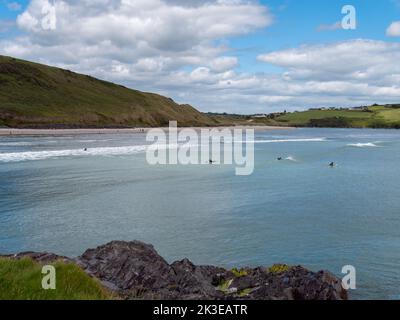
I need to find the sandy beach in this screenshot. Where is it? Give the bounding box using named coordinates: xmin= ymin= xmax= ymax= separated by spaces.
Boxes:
xmin=0 ymin=126 xmax=292 ymax=136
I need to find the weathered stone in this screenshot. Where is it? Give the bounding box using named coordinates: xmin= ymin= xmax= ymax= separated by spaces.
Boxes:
xmin=170 ymin=258 xmax=225 ymax=299
xmin=76 ymin=241 xmax=176 ymax=292
xmin=231 ymin=275 xmax=258 ymax=291
xmin=1 ymin=252 xmax=71 ymax=264
xmin=1 ymin=240 xmax=349 ymax=300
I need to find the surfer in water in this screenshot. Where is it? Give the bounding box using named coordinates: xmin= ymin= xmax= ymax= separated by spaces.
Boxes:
xmin=329 ymin=162 xmax=335 ymax=167
xmin=84 ymin=148 xmax=88 ymax=152
xmin=277 ymin=157 xmax=283 ymax=161
xmin=209 ymin=159 xmax=215 ymax=164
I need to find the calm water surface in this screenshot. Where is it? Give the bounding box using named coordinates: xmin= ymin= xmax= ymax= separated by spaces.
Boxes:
xmin=0 ymin=128 xmax=399 ymax=299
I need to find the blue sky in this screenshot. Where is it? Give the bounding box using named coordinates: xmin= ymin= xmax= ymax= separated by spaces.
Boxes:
xmin=0 ymin=0 xmax=25 ymax=18
xmin=230 ymin=0 xmax=400 ymax=72
xmin=1 ymin=0 xmax=400 ymax=113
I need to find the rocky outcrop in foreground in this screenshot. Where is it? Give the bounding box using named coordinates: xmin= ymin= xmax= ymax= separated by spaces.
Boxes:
xmin=2 ymin=241 xmax=348 ymax=300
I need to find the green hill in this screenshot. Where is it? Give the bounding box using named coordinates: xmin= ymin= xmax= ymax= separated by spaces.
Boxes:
xmin=210 ymin=105 xmax=400 ymax=129
xmin=2 ymin=55 xmax=399 ymax=129
xmin=268 ymin=105 xmax=400 ymax=128
xmin=0 ymin=55 xmax=217 ymax=128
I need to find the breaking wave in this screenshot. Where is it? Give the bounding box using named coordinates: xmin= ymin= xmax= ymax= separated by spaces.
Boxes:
xmin=285 ymin=156 xmax=298 ymax=162
xmin=0 ymin=144 xmax=182 ymax=163
xmin=236 ymin=138 xmax=327 ymax=144
xmin=0 ymin=142 xmax=35 ymax=146
xmin=347 ymin=142 xmax=380 ymax=148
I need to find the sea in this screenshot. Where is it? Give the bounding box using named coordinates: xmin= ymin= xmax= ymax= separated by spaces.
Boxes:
xmin=0 ymin=128 xmax=399 ymax=300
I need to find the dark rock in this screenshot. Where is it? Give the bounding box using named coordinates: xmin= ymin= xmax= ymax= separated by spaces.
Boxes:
xmin=231 ymin=275 xmax=258 ymax=292
xmin=75 ymin=241 xmax=176 ymax=293
xmin=1 ymin=241 xmax=349 ymax=300
xmin=1 ymin=252 xmax=71 ymax=264
xmin=170 ymin=259 xmax=226 ymax=299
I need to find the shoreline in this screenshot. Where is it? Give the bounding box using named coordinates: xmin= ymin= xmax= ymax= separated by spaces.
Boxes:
xmin=0 ymin=126 xmax=293 ymax=136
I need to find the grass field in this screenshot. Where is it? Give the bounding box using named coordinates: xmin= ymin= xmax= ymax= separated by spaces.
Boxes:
xmin=276 ymin=110 xmax=372 ymax=124
xmin=0 ymin=258 xmax=112 ymax=300
xmin=207 ymin=106 xmax=400 ymax=129
xmin=258 ymin=106 xmax=400 ymax=128
xmin=207 ymin=107 xmax=398 ymax=128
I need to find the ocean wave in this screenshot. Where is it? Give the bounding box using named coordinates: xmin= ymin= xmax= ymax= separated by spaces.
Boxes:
xmin=0 ymin=140 xmax=60 ymax=146
xmin=285 ymin=156 xmax=298 ymax=162
xmin=0 ymin=144 xmax=184 ymax=163
xmin=347 ymin=142 xmax=380 ymax=148
xmin=77 ymin=139 xmax=114 ymax=143
xmin=237 ymin=138 xmax=327 ymax=144
xmin=0 ymin=142 xmax=34 ymax=146
xmin=0 ymin=146 xmax=143 ymax=162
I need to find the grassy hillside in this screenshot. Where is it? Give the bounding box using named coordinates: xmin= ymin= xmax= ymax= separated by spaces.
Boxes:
xmin=0 ymin=258 xmax=111 ymax=300
xmin=0 ymin=55 xmax=217 ymax=128
xmin=210 ymin=105 xmax=400 ymax=129
xmin=2 ymin=55 xmax=398 ymax=129
xmin=270 ymin=105 xmax=400 ymax=128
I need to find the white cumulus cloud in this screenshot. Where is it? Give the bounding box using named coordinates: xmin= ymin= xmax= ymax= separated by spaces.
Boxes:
xmin=1 ymin=1 xmax=400 ymax=114
xmin=386 ymin=21 xmax=400 ymax=37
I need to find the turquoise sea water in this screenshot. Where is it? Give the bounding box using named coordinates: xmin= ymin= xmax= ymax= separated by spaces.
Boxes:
xmin=0 ymin=128 xmax=399 ymax=300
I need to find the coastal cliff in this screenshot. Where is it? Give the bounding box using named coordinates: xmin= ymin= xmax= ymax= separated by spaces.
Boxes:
xmin=1 ymin=241 xmax=348 ymax=300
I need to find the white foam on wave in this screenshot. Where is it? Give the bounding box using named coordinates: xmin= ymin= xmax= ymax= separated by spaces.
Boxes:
xmin=347 ymin=142 xmax=380 ymax=148
xmin=77 ymin=139 xmax=113 ymax=143
xmin=236 ymin=138 xmax=327 ymax=144
xmin=0 ymin=142 xmax=34 ymax=146
xmin=0 ymin=140 xmax=60 ymax=146
xmin=285 ymin=156 xmax=298 ymax=162
xmin=77 ymin=140 xmax=97 ymax=143
xmin=0 ymin=143 xmax=182 ymax=163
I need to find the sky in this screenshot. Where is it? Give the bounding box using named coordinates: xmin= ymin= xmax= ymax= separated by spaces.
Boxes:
xmin=1 ymin=0 xmax=400 ymax=114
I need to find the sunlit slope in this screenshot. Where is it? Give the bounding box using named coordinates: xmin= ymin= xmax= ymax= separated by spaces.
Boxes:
xmin=0 ymin=55 xmax=216 ymax=128
xmin=271 ymin=106 xmax=400 ymax=128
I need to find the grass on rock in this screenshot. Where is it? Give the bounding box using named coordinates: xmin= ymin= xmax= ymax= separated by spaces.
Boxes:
xmin=0 ymin=258 xmax=112 ymax=300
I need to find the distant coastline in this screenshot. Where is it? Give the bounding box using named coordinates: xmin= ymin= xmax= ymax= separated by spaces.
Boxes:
xmin=0 ymin=126 xmax=293 ymax=136
xmin=208 ymin=104 xmax=400 ymax=129
xmin=2 ymin=56 xmax=400 ymax=131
